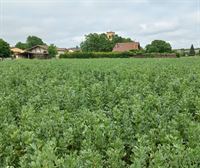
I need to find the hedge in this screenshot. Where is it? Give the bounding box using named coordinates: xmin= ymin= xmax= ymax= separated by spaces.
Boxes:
xmin=59 ymin=51 xmax=178 ymax=59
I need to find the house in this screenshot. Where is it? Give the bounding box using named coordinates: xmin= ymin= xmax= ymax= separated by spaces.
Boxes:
xmin=57 ymin=48 xmax=68 ymax=57
xmin=11 ymin=47 xmax=25 ymax=59
xmin=68 ymin=47 xmax=81 ymax=53
xmin=14 ymin=45 xmax=71 ymax=59
xmin=112 ymin=42 xmax=140 ymax=52
xmin=22 ymin=45 xmax=49 ymax=59
xmin=174 ymin=48 xmax=200 ymax=56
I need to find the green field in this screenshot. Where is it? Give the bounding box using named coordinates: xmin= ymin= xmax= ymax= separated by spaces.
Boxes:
xmin=1 ymin=58 xmax=200 ymax=167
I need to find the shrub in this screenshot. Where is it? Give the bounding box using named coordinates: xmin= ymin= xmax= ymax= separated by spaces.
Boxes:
xmin=145 ymin=40 xmax=172 ymax=53
xmin=60 ymin=52 xmax=130 ymax=59
xmin=0 ymin=39 xmax=11 ymax=58
xmin=59 ymin=51 xmax=177 ymax=59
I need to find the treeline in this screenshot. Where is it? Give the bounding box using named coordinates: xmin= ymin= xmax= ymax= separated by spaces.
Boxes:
xmin=0 ymin=33 xmax=200 ymax=59
xmin=80 ymin=33 xmax=132 ymax=52
xmin=15 ymin=36 xmax=46 ymax=49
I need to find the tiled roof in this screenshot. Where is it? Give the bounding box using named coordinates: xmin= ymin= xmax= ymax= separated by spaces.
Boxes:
xmin=113 ymin=42 xmax=140 ymax=52
xmin=11 ymin=47 xmax=24 ymax=53
xmin=26 ymin=45 xmax=48 ymax=51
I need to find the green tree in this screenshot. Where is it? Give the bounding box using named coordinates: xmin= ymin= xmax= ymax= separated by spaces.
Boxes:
xmin=81 ymin=33 xmax=112 ymax=52
xmin=0 ymin=39 xmax=11 ymax=58
xmin=146 ymin=40 xmax=172 ymax=53
xmin=198 ymin=49 xmax=200 ymax=56
xmin=48 ymin=44 xmax=58 ymax=58
xmin=110 ymin=35 xmax=132 ymax=49
xmin=80 ymin=33 xmax=133 ymax=52
xmin=15 ymin=42 xmax=27 ymax=50
xmin=189 ymin=44 xmax=195 ymax=56
xmin=26 ymin=36 xmax=45 ymax=49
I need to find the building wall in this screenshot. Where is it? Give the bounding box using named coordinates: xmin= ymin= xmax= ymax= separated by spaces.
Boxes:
xmin=30 ymin=47 xmax=47 ymax=54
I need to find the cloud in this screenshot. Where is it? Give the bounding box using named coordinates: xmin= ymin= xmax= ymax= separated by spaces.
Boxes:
xmin=0 ymin=0 xmax=199 ymax=48
xmin=139 ymin=21 xmax=180 ymax=36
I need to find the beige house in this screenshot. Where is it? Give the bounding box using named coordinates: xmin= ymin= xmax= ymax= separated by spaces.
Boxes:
xmin=11 ymin=47 xmax=25 ymax=59
xmin=24 ymin=45 xmax=49 ymax=59
xmin=57 ymin=48 xmax=68 ymax=57
xmin=68 ymin=47 xmax=81 ymax=53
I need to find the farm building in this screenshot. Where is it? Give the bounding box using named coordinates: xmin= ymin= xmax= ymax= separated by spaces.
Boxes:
xmin=57 ymin=48 xmax=68 ymax=55
xmin=23 ymin=45 xmax=49 ymax=59
xmin=11 ymin=47 xmax=25 ymax=59
xmin=113 ymin=42 xmax=140 ymax=52
xmin=68 ymin=47 xmax=81 ymax=53
xmin=12 ymin=45 xmax=69 ymax=59
xmin=175 ymin=48 xmax=200 ymax=56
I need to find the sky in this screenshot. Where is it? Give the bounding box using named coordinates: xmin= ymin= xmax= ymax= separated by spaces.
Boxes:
xmin=0 ymin=0 xmax=199 ymax=49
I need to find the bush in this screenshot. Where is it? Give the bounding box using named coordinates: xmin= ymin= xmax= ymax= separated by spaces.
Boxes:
xmin=60 ymin=52 xmax=130 ymax=59
xmin=59 ymin=51 xmax=177 ymax=59
xmin=145 ymin=40 xmax=172 ymax=53
xmin=0 ymin=39 xmax=11 ymax=58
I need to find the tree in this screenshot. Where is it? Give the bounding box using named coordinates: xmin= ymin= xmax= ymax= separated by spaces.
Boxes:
xmin=48 ymin=44 xmax=58 ymax=58
xmin=199 ymin=49 xmax=200 ymax=56
xmin=110 ymin=34 xmax=132 ymax=48
xmin=189 ymin=44 xmax=195 ymax=56
xmin=81 ymin=33 xmax=112 ymax=52
xmin=15 ymin=42 xmax=27 ymax=50
xmin=80 ymin=33 xmax=133 ymax=52
xmin=0 ymin=39 xmax=11 ymax=58
xmin=26 ymin=36 xmax=45 ymax=49
xmin=146 ymin=40 xmax=172 ymax=53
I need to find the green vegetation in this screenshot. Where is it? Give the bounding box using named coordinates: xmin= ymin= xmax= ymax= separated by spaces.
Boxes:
xmin=15 ymin=42 xmax=28 ymax=50
xmin=0 ymin=38 xmax=11 ymax=58
xmin=1 ymin=58 xmax=200 ymax=167
xmin=48 ymin=44 xmax=58 ymax=58
xmin=146 ymin=40 xmax=172 ymax=53
xmin=80 ymin=33 xmax=132 ymax=52
xmin=15 ymin=36 xmax=45 ymax=49
xmin=60 ymin=51 xmax=177 ymax=58
xmin=189 ymin=44 xmax=195 ymax=56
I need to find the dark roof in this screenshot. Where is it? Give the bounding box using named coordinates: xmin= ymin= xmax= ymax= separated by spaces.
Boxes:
xmin=112 ymin=42 xmax=140 ymax=52
xmin=26 ymin=45 xmax=48 ymax=51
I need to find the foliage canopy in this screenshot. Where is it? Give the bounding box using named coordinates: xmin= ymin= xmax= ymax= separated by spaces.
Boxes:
xmin=0 ymin=38 xmax=11 ymax=58
xmin=146 ymin=40 xmax=172 ymax=53
xmin=48 ymin=44 xmax=58 ymax=58
xmin=80 ymin=33 xmax=132 ymax=52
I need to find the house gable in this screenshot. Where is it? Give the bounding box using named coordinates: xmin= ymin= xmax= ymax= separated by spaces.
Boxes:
xmin=27 ymin=45 xmax=48 ymax=54
xmin=113 ymin=42 xmax=140 ymax=52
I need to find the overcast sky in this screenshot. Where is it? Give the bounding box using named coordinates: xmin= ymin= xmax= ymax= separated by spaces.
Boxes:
xmin=0 ymin=0 xmax=199 ymax=49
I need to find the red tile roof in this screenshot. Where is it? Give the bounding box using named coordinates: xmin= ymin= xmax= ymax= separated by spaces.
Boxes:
xmin=113 ymin=42 xmax=140 ymax=52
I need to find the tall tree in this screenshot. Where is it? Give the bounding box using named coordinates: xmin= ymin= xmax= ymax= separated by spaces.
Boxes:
xmin=15 ymin=42 xmax=27 ymax=50
xmin=48 ymin=44 xmax=58 ymax=58
xmin=146 ymin=40 xmax=172 ymax=53
xmin=110 ymin=35 xmax=132 ymax=48
xmin=80 ymin=33 xmax=133 ymax=52
xmin=80 ymin=33 xmax=112 ymax=52
xmin=0 ymin=39 xmax=11 ymax=58
xmin=26 ymin=36 xmax=45 ymax=49
xmin=189 ymin=44 xmax=195 ymax=56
